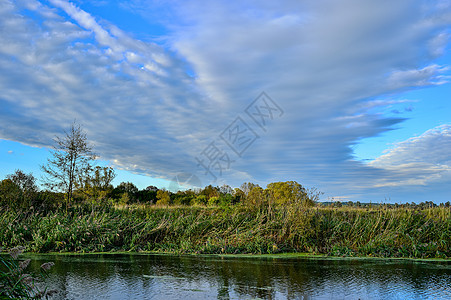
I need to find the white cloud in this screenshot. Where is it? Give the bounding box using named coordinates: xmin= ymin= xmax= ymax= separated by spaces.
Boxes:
xmin=0 ymin=0 xmax=450 ymax=202
xmin=387 ymin=65 xmax=449 ymax=89
xmin=0 ymin=0 xmax=211 ymax=178
xmin=370 ymin=125 xmax=451 ymax=186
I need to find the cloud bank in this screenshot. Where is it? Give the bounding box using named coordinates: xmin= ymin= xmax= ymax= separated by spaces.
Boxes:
xmin=0 ymin=0 xmax=450 ymax=202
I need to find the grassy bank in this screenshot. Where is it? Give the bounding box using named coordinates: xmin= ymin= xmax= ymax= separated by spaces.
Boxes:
xmin=1 ymin=205 xmax=449 ymax=259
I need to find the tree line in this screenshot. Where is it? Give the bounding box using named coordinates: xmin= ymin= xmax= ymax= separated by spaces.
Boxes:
xmin=0 ymin=122 xmax=318 ymax=210
xmin=0 ymin=167 xmax=318 ymax=210
xmin=1 ymin=122 xmax=449 ymax=211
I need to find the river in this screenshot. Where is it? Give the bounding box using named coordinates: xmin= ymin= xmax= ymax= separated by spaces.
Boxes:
xmin=24 ymin=253 xmax=450 ymax=299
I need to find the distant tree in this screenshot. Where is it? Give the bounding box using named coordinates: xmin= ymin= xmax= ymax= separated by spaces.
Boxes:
xmin=0 ymin=179 xmax=20 ymax=209
xmin=145 ymin=185 xmax=159 ymax=192
xmin=135 ymin=188 xmax=158 ymax=204
xmin=194 ymin=194 xmax=207 ymax=206
xmin=111 ymin=182 xmax=138 ymax=203
xmin=156 ymin=190 xmax=171 ymax=206
xmin=88 ymin=166 xmax=116 ymax=191
xmin=233 ymin=188 xmax=245 ymax=204
xmin=119 ymin=192 xmax=130 ymax=205
xmin=7 ymin=169 xmax=37 ymax=194
xmin=332 ymin=201 xmax=342 ymax=208
xmin=41 ymin=122 xmax=95 ymax=210
xmin=218 ymin=193 xmax=234 ymax=206
xmin=35 ymin=190 xmax=63 ymax=210
xmin=201 ymin=185 xmax=219 ymax=199
xmin=240 ymin=182 xmax=257 ymax=197
xmin=5 ymin=169 xmax=38 ymax=208
xmin=266 ymin=181 xmax=309 ymax=206
xmin=219 ymin=184 xmax=233 ymax=196
xmin=116 ymin=182 xmax=138 ymax=194
xmin=246 ymin=186 xmax=265 ymax=207
xmin=77 ymin=166 xmax=116 ymax=206
xmin=171 ymin=190 xmax=195 ymax=206
xmin=208 ymin=196 xmax=220 ymax=206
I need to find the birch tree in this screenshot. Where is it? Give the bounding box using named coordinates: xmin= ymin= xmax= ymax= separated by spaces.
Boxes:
xmin=41 ymin=122 xmax=95 ymax=209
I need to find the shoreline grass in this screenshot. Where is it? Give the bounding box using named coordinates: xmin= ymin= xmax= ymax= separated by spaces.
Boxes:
xmin=1 ymin=205 xmax=449 ymax=259
xmin=16 ymin=251 xmax=451 ymax=264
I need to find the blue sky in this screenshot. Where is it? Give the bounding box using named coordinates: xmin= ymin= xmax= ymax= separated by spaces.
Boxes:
xmin=0 ymin=0 xmax=450 ymax=203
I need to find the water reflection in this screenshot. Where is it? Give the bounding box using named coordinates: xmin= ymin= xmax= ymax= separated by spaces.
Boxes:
xmin=25 ymin=254 xmax=450 ymax=299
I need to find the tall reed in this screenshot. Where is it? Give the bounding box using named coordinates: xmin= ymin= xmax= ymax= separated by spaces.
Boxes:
xmin=0 ymin=205 xmax=449 ymax=258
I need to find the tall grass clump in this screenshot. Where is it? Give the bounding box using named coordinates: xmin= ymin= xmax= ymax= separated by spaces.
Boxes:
xmin=0 ymin=246 xmax=57 ymax=299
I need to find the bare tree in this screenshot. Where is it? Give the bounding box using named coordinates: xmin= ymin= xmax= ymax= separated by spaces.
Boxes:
xmin=41 ymin=122 xmax=95 ymax=209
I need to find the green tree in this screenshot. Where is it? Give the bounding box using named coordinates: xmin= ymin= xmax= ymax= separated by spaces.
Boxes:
xmin=246 ymin=186 xmax=265 ymax=207
xmin=0 ymin=179 xmax=20 ymax=209
xmin=233 ymin=188 xmax=245 ymax=204
xmin=88 ymin=166 xmax=116 ymax=191
xmin=77 ymin=166 xmax=116 ymax=204
xmin=41 ymin=122 xmax=95 ymax=210
xmin=201 ymin=185 xmax=219 ymax=199
xmin=219 ymin=184 xmax=233 ymax=196
xmin=208 ymin=196 xmax=220 ymax=206
xmin=171 ymin=190 xmax=195 ymax=206
xmin=266 ymin=181 xmax=309 ymax=206
xmin=0 ymin=170 xmax=38 ymax=209
xmin=240 ymin=182 xmax=257 ymax=197
xmin=119 ymin=192 xmax=130 ymax=205
xmin=156 ymin=190 xmax=171 ymax=206
xmin=194 ymin=194 xmax=207 ymax=206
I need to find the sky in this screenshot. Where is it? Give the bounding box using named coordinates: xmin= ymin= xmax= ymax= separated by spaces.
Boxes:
xmin=0 ymin=0 xmax=450 ymax=203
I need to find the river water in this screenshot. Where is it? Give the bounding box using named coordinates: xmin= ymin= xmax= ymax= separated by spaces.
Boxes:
xmin=25 ymin=253 xmax=450 ymax=299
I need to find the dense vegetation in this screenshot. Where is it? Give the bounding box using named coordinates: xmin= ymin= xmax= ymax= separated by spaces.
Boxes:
xmin=0 ymin=202 xmax=449 ymax=259
xmin=1 ymin=123 xmax=449 ymax=260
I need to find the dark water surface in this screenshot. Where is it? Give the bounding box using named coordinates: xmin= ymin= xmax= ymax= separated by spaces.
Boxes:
xmin=25 ymin=254 xmax=450 ymax=299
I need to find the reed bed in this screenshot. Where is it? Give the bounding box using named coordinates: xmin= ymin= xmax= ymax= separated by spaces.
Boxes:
xmin=0 ymin=205 xmax=449 ymax=258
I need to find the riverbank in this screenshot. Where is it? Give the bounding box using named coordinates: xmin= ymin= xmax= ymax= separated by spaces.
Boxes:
xmin=16 ymin=251 xmax=451 ymax=264
xmin=1 ymin=205 xmax=449 ymax=259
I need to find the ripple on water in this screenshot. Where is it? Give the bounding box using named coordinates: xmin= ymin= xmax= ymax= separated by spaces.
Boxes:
xmin=24 ymin=254 xmax=451 ymax=300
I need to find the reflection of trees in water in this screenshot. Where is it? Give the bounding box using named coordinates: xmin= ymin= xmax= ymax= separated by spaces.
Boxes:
xmin=25 ymin=254 xmax=451 ymax=299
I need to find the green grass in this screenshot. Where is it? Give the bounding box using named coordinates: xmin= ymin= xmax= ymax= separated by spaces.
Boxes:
xmin=0 ymin=205 xmax=449 ymax=259
xmin=0 ymin=246 xmax=56 ymax=299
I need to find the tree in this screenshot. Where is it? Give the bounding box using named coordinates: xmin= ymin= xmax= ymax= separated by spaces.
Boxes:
xmin=88 ymin=166 xmax=116 ymax=191
xmin=219 ymin=184 xmax=233 ymax=196
xmin=246 ymin=186 xmax=265 ymax=207
xmin=193 ymin=194 xmax=207 ymax=206
xmin=41 ymin=122 xmax=95 ymax=210
xmin=6 ymin=169 xmax=37 ymax=195
xmin=0 ymin=170 xmax=38 ymax=209
xmin=5 ymin=170 xmax=38 ymax=209
xmin=233 ymin=188 xmax=245 ymax=204
xmin=156 ymin=190 xmax=171 ymax=206
xmin=77 ymin=166 xmax=116 ymax=206
xmin=0 ymin=179 xmax=20 ymax=209
xmin=240 ymin=182 xmax=257 ymax=197
xmin=200 ymin=185 xmax=219 ymax=199
xmin=266 ymin=181 xmax=309 ymax=206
